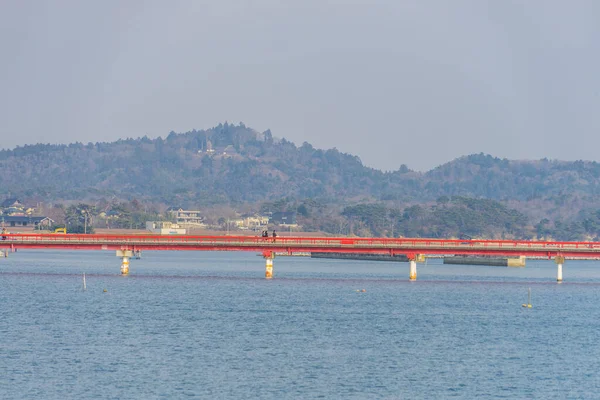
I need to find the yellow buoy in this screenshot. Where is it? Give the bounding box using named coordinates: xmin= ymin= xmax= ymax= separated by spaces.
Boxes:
xmin=103 ymin=289 xmax=108 ymax=293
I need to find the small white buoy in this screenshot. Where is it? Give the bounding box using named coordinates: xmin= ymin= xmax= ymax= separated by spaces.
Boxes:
xmin=83 ymin=273 xmax=87 ymax=291
xmin=522 ymin=287 xmax=532 ymax=308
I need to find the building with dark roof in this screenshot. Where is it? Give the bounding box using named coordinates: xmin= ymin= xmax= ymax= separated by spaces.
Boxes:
xmin=1 ymin=198 xmax=22 ymax=208
xmin=270 ymin=211 xmax=297 ymax=225
xmin=1 ymin=216 xmax=54 ymax=227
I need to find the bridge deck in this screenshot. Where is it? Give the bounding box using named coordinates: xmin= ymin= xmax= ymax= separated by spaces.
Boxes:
xmin=2 ymin=234 xmax=600 ymax=258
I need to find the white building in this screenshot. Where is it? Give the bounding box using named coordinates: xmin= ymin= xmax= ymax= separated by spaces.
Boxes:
xmin=146 ymin=221 xmax=186 ymax=235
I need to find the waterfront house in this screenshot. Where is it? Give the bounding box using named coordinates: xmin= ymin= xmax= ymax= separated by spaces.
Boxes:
xmin=1 ymin=198 xmax=23 ymax=209
xmin=1 ymin=198 xmax=27 ymax=215
xmin=1 ymin=216 xmax=54 ymax=228
xmin=232 ymin=214 xmax=270 ymax=230
xmin=167 ymin=207 xmax=205 ymax=226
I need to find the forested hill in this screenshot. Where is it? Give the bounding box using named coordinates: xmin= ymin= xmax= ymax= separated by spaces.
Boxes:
xmin=426 ymin=154 xmax=600 ymax=200
xmin=0 ymin=123 xmax=393 ymax=204
xmin=2 ymin=123 xmax=600 ymax=209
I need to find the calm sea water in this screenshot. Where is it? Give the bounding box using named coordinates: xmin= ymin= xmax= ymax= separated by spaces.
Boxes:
xmin=2 ymin=250 xmax=600 ymax=399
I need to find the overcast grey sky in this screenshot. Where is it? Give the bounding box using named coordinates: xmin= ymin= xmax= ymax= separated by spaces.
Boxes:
xmin=1 ymin=1 xmax=598 ymax=171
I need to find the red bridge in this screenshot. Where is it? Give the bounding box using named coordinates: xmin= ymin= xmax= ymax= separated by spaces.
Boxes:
xmin=2 ymin=233 xmax=599 ymax=281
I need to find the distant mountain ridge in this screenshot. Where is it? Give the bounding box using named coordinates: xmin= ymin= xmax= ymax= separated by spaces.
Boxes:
xmin=2 ymin=123 xmax=600 ymax=213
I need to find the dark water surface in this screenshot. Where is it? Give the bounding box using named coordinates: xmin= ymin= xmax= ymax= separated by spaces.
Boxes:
xmin=2 ymin=250 xmax=600 ymax=399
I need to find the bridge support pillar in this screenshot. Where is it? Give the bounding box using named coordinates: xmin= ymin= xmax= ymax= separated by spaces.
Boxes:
xmin=117 ymin=250 xmax=133 ymax=275
xmin=409 ymin=259 xmax=417 ymax=281
xmin=264 ymin=251 xmax=274 ymax=279
xmin=556 ymin=256 xmax=565 ymax=282
xmin=121 ymin=256 xmax=130 ymax=275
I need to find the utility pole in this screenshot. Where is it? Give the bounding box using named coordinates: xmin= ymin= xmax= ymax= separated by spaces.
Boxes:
xmin=81 ymin=209 xmax=88 ymax=234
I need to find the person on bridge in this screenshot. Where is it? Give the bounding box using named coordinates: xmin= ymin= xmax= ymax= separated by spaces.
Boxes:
xmin=1 ymin=228 xmax=6 ymax=241
xmin=272 ymin=230 xmax=277 ymax=242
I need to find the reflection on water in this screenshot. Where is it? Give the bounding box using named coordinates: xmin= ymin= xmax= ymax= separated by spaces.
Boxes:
xmin=1 ymin=250 xmax=600 ymax=398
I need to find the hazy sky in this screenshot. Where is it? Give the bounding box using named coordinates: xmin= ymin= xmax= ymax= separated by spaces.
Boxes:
xmin=1 ymin=1 xmax=599 ymax=171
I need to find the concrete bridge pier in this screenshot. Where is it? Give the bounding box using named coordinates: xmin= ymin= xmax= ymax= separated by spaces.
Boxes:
xmin=264 ymin=251 xmax=274 ymax=279
xmin=409 ymin=260 xmax=417 ymax=281
xmin=406 ymin=253 xmax=417 ymax=281
xmin=121 ymin=256 xmax=130 ymax=275
xmin=117 ymin=250 xmax=133 ymax=275
xmin=407 ymin=254 xmax=424 ymax=280
xmin=556 ymin=256 xmax=565 ymax=282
